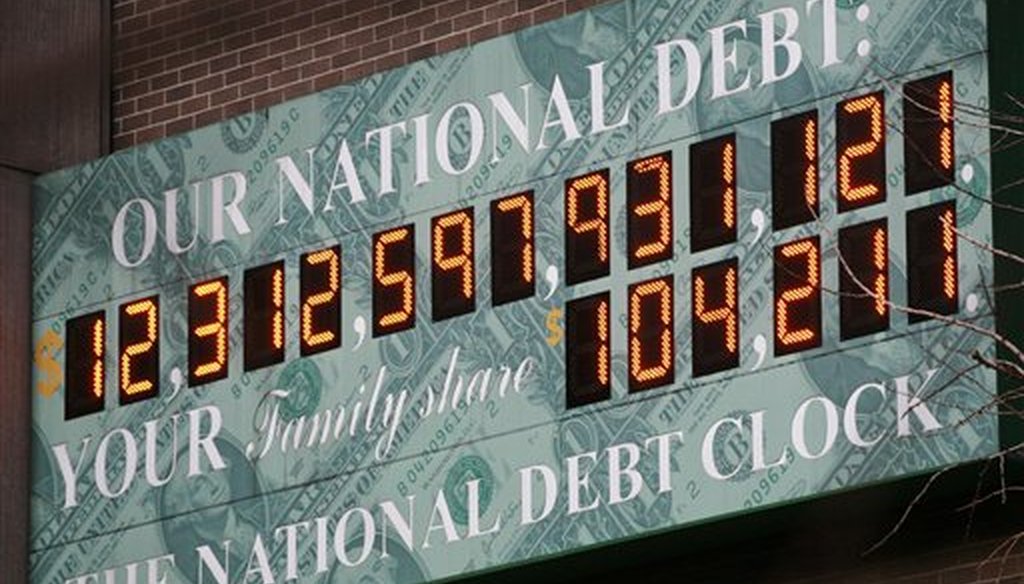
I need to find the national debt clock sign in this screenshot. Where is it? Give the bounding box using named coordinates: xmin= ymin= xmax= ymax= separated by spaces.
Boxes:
xmin=31 ymin=1 xmax=997 ymax=582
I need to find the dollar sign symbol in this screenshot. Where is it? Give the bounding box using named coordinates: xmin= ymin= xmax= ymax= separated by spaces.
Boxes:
xmin=35 ymin=329 xmax=64 ymax=398
xmin=546 ymin=307 xmax=564 ymax=347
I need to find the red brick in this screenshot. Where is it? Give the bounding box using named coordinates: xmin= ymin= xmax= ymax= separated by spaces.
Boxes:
xmin=239 ymin=76 xmax=269 ymax=95
xmin=533 ymin=3 xmax=564 ymax=23
xmin=150 ymin=103 xmax=179 ymax=123
xmin=406 ymin=42 xmax=436 ymax=63
xmin=392 ymin=0 xmax=420 ymax=16
xmin=209 ymin=53 xmax=239 ymax=73
xmin=165 ymin=117 xmax=195 ymax=136
xmin=151 ymin=70 xmax=179 ymax=90
xmin=253 ymin=89 xmax=283 ymax=111
xmin=210 ymin=86 xmax=239 ymax=106
xmin=224 ymin=31 xmax=253 ymax=51
xmin=196 ymin=73 xmax=225 ymax=93
xmin=180 ymin=94 xmax=209 ymax=114
xmin=281 ymin=79 xmax=314 ymax=100
xmin=136 ymin=125 xmax=165 ymax=144
xmin=165 ymin=83 xmax=194 ymax=102
xmin=269 ymin=33 xmax=299 ymax=54
xmin=299 ymin=58 xmax=331 ymax=78
xmin=225 ymin=64 xmax=253 ymax=84
xmin=406 ymin=6 xmax=437 ymax=28
xmin=424 ymin=20 xmax=454 ymax=40
xmin=195 ymin=108 xmax=224 ymax=127
xmin=499 ymin=13 xmax=532 ymax=34
xmin=137 ymin=91 xmax=164 ymax=111
xmin=180 ymin=62 xmax=209 ymax=81
xmin=436 ymin=32 xmax=467 ymax=53
xmin=392 ymin=30 xmax=421 ymax=50
xmin=240 ymin=43 xmax=270 ymax=64
xmin=122 ymin=112 xmax=151 ymax=132
xmin=270 ymin=67 xmax=300 ymax=87
xmin=223 ymin=97 xmax=254 ymax=118
xmin=282 ymin=46 xmax=314 ymax=67
xmin=252 ymin=55 xmax=282 ymax=76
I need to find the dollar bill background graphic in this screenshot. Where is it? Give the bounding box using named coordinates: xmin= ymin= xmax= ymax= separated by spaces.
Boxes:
xmin=29 ymin=1 xmax=997 ymax=582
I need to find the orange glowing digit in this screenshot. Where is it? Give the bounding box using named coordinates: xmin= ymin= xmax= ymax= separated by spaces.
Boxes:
xmin=941 ymin=209 xmax=956 ymax=300
xmin=272 ymin=266 xmax=284 ymax=350
xmin=872 ymin=228 xmax=888 ymax=316
xmin=804 ymin=117 xmax=818 ymax=210
xmin=496 ymin=194 xmax=533 ymax=284
xmin=631 ymin=154 xmax=672 ymax=261
xmin=629 ymin=278 xmax=673 ymax=389
xmin=596 ymin=298 xmax=610 ymax=386
xmin=694 ymin=265 xmax=738 ymax=354
xmin=121 ymin=299 xmax=157 ymax=395
xmin=302 ymin=249 xmax=339 ymax=348
xmin=376 ymin=227 xmax=414 ymax=329
xmin=91 ymin=318 xmax=104 ymax=398
xmin=193 ymin=280 xmax=227 ymax=379
xmin=839 ymin=94 xmax=884 ymax=204
xmin=939 ymin=79 xmax=953 ymax=171
xmin=722 ymin=141 xmax=736 ymax=229
xmin=776 ymin=240 xmax=819 ymax=347
xmin=433 ymin=211 xmax=474 ymax=299
xmin=567 ymin=171 xmax=608 ymax=262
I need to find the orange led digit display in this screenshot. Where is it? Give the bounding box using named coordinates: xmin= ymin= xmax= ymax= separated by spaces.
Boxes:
xmin=692 ymin=259 xmax=740 ymax=376
xmin=245 ymin=261 xmax=286 ymax=370
xmin=566 ymin=292 xmax=611 ymax=408
xmin=774 ymin=237 xmax=821 ymax=355
xmin=772 ymin=110 xmax=819 ymax=229
xmin=565 ymin=169 xmax=610 ymax=285
xmin=66 ymin=311 xmax=106 ymax=419
xmin=373 ymin=225 xmax=416 ymax=337
xmin=300 ymin=246 xmax=342 ymax=355
xmin=491 ymin=191 xmax=535 ymax=306
xmin=432 ymin=208 xmax=475 ymax=321
xmin=119 ymin=296 xmax=159 ymax=403
xmin=189 ymin=277 xmax=228 ymax=386
xmin=837 ymin=91 xmax=886 ymax=212
xmin=839 ymin=220 xmax=889 ymax=339
xmin=690 ymin=134 xmax=737 ymax=252
xmin=907 ymin=201 xmax=958 ymax=322
xmin=627 ymin=152 xmax=673 ymax=268
xmin=628 ymin=276 xmax=674 ymax=392
xmin=904 ymin=72 xmax=955 ymax=195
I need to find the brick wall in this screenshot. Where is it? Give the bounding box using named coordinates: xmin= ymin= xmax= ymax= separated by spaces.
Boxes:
xmin=111 ymin=0 xmax=609 ymax=150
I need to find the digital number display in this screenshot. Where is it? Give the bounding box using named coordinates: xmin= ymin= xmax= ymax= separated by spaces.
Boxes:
xmin=189 ymin=278 xmax=228 ymax=386
xmin=491 ymin=192 xmax=535 ymax=306
xmin=53 ymin=70 xmax=970 ymax=417
xmin=432 ymin=208 xmax=476 ymax=321
xmin=244 ymin=261 xmax=286 ymax=370
xmin=627 ymin=152 xmax=673 ymax=268
xmin=772 ymin=110 xmax=818 ymax=229
xmin=120 ymin=296 xmax=159 ymax=403
xmin=774 ymin=236 xmax=821 ymax=355
xmin=905 ymin=71 xmax=955 ymax=195
xmin=839 ymin=219 xmax=889 ymax=339
xmin=565 ymin=292 xmax=611 ymax=408
xmin=907 ymin=201 xmax=958 ymax=322
xmin=565 ymin=170 xmax=610 ymax=284
xmin=65 ymin=311 xmax=105 ymax=419
xmin=690 ymin=134 xmax=737 ymax=252
xmin=837 ymin=91 xmax=886 ymax=212
xmin=374 ymin=225 xmax=416 ymax=336
xmin=300 ymin=246 xmax=341 ymax=355
xmin=692 ymin=259 xmax=739 ymax=377
xmin=628 ymin=277 xmax=674 ymax=392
